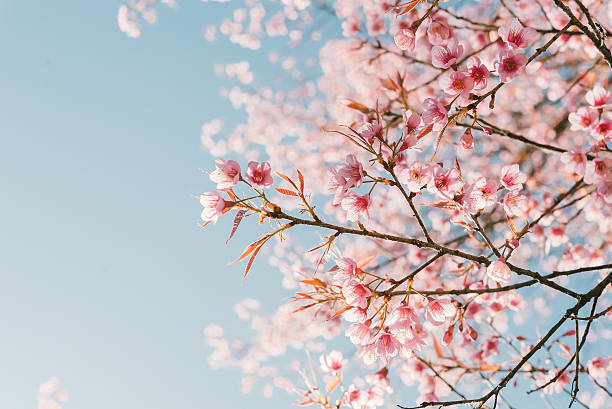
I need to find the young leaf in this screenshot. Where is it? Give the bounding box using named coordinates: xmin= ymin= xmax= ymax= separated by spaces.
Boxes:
xmin=232 ymin=238 xmax=265 ymax=264
xmin=296 ymin=169 xmax=305 ymax=193
xmin=326 ymin=376 xmax=342 ymax=393
xmin=275 ymin=187 xmax=299 ymax=196
xmin=226 ymin=210 xmax=247 ymax=244
xmin=242 ymin=241 xmax=265 ymax=283
xmin=300 ymin=278 xmax=327 ymax=287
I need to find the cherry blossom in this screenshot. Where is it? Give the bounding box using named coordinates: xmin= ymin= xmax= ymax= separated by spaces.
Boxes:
xmin=500 ymin=164 xmax=527 ymax=191
xmin=495 ymin=50 xmax=528 ymax=83
xmin=585 ymin=85 xmax=612 ymax=108
xmin=246 ymin=161 xmax=273 ymax=188
xmin=338 ymin=155 xmax=365 ymax=188
xmin=439 ymin=71 xmax=474 ymax=100
xmin=498 ymin=18 xmax=537 ymax=49
xmin=209 ymin=158 xmax=241 ymax=191
xmin=394 ymin=29 xmax=415 ymax=52
xmin=320 ymin=350 xmax=347 ymax=374
xmin=431 ymin=39 xmax=464 ymax=69
xmin=486 ymin=258 xmax=512 ymax=283
xmin=424 ymin=298 xmax=456 ymax=326
xmin=121 ymin=0 xmax=612 ymax=407
xmin=341 ymin=192 xmax=371 ymax=222
xmin=399 ymin=161 xmax=432 ymax=193
xmin=200 ymin=191 xmax=227 ymax=223
xmin=421 ymin=98 xmax=448 ymax=131
xmin=465 ymin=56 xmax=490 ymax=91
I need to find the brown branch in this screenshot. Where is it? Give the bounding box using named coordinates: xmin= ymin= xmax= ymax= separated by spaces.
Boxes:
xmin=553 ymin=0 xmax=612 ymax=68
xmin=399 ymin=272 xmax=612 ymax=409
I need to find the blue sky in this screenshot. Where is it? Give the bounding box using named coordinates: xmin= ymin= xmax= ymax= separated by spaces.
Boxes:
xmin=0 ymin=1 xmax=291 ymax=408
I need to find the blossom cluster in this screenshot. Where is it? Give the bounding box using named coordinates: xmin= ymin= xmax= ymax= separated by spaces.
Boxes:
xmin=122 ymin=0 xmax=612 ymax=408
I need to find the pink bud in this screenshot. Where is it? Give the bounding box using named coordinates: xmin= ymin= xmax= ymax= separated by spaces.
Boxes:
xmin=468 ymin=325 xmax=478 ymax=341
xmin=442 ymin=325 xmax=455 ymax=345
xmin=460 ymin=128 xmax=474 ymax=149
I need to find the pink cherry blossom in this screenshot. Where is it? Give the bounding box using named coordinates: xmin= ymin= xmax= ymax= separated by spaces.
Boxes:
xmin=585 ymin=85 xmax=612 ymax=108
xmin=428 ymin=166 xmax=463 ymax=198
xmin=327 ymin=168 xmax=349 ymax=205
xmin=394 ymin=29 xmax=415 ymax=52
xmin=424 ymin=298 xmax=456 ymax=326
xmin=560 ymin=150 xmax=587 ymax=176
xmin=568 ymin=107 xmax=598 ymax=131
xmin=320 ymin=350 xmax=347 ymax=373
xmin=338 ymin=154 xmax=365 ymax=188
xmin=421 ymin=98 xmax=448 ymax=131
xmin=500 ymin=164 xmax=527 ymax=191
xmin=346 ymin=322 xmax=372 ymax=345
xmin=341 ymin=192 xmax=371 ymax=222
xmin=209 ymin=158 xmax=241 ymax=191
xmin=503 ymin=191 xmax=528 ymax=217
xmin=465 ymin=56 xmax=490 ymax=91
xmin=200 ymin=191 xmax=228 ymax=223
xmin=403 ymin=110 xmax=421 ymax=134
xmin=587 ymin=357 xmax=612 ymax=380
xmin=439 ymin=71 xmax=474 ymax=100
xmin=246 ymin=161 xmax=273 ymax=188
xmin=494 ymin=50 xmax=527 ymax=83
xmin=373 ymin=330 xmax=402 ymax=360
xmin=358 ymin=120 xmax=383 ymax=143
xmin=535 ymin=369 xmax=571 ymax=395
xmin=463 ymin=177 xmax=498 ymax=213
xmin=591 ymin=118 xmax=612 ymax=141
xmin=584 ymin=158 xmax=612 ymax=185
xmin=431 ymin=38 xmax=464 ymax=69
xmin=427 ymin=18 xmax=453 ymax=46
xmin=399 ymin=161 xmax=432 ymax=193
xmin=333 ymin=257 xmax=358 ymax=284
xmin=498 ymin=18 xmax=537 ymax=49
xmin=342 ymin=279 xmax=371 ymax=309
xmin=487 ymin=258 xmax=512 ymax=283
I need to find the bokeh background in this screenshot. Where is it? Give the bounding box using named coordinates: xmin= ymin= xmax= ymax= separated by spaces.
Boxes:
xmin=0 ymin=1 xmax=290 ymax=408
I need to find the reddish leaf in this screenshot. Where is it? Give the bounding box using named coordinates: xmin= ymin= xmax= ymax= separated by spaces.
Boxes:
xmin=242 ymin=242 xmax=265 ymax=283
xmin=380 ymin=77 xmax=398 ymax=91
xmin=432 ymin=336 xmax=444 ymax=358
xmin=480 ymin=364 xmax=501 ymax=371
xmin=226 ymin=210 xmax=246 ymax=244
xmin=452 ymin=220 xmax=476 ymax=231
xmin=416 ymin=123 xmax=434 ymax=140
xmin=295 ymin=400 xmax=315 ymax=406
xmin=421 ymin=200 xmax=458 ymax=210
xmin=232 ymin=238 xmax=265 ymax=264
xmin=327 ymin=305 xmax=353 ymax=321
xmin=326 ymin=376 xmax=342 ymax=393
xmin=296 ymin=169 xmax=305 ymax=193
xmin=346 ymin=101 xmax=370 ymax=113
xmin=227 ymin=189 xmax=237 ymax=201
xmin=292 ymin=303 xmax=317 ymax=313
xmin=507 ymin=216 xmax=517 ymax=235
xmin=275 ymin=171 xmax=299 ymax=191
xmin=275 ymin=187 xmax=298 ymax=196
xmin=300 ymin=279 xmax=327 ymax=287
xmin=357 ymin=253 xmax=377 ymax=269
xmin=397 ymin=0 xmax=420 ymax=15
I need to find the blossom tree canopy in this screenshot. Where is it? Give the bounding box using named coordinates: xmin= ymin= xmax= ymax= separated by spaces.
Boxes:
xmin=120 ymin=0 xmax=612 ymax=408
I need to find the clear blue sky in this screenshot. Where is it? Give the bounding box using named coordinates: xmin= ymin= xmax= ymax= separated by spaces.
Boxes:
xmin=0 ymin=1 xmax=290 ymax=408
